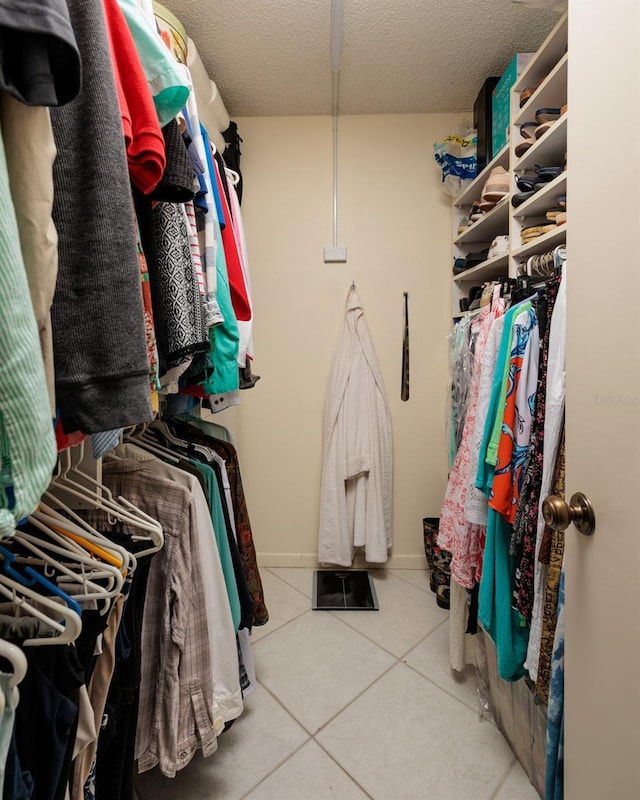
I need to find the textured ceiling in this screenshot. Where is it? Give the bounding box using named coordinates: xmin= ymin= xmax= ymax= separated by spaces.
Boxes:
xmin=160 ymin=0 xmax=560 ymax=116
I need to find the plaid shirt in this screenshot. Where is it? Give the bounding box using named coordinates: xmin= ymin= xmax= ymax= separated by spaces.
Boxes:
xmin=100 ymin=460 xmax=218 ymax=777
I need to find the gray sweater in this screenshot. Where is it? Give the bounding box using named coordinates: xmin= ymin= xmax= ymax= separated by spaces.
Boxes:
xmin=50 ymin=0 xmax=153 ymax=434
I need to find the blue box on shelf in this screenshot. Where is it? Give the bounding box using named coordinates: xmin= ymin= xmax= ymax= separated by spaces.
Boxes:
xmin=492 ymin=53 xmax=535 ymax=157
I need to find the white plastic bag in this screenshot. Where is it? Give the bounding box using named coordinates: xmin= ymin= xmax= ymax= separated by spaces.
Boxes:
xmin=433 ymin=129 xmax=477 ymax=198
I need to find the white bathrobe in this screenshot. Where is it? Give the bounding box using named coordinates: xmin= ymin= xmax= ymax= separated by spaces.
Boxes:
xmin=318 ymin=287 xmax=393 ymax=566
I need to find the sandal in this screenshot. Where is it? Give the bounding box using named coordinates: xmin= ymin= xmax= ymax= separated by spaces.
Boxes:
xmin=534 ymin=164 xmax=563 ymax=180
xmin=512 ymin=190 xmax=536 ymax=207
xmin=519 ymin=86 xmax=537 ymax=108
xmin=515 ymin=140 xmax=534 ymax=158
xmin=535 ymin=107 xmax=563 ymax=123
xmin=535 ymin=104 xmax=567 ymax=140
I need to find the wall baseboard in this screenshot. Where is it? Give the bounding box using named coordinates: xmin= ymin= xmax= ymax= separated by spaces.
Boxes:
xmin=256 ymin=552 xmax=427 ymax=570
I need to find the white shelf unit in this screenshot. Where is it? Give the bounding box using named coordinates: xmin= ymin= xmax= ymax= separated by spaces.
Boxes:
xmin=449 ymin=10 xmax=568 ymax=317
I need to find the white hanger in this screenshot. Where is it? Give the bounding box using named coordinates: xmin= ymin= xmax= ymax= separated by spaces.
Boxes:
xmin=225 ymin=168 xmax=240 ymax=186
xmin=14 ymin=524 xmax=123 ymax=604
xmin=50 ymin=448 xmax=158 ymax=534
xmin=36 ymin=500 xmax=136 ymax=577
xmin=0 ymin=574 xmax=82 ymax=647
xmin=0 ymin=639 xmax=27 ymax=711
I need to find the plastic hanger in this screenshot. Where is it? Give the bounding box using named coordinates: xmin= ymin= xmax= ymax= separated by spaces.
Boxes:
xmin=148 ymin=421 xmax=213 ymax=461
xmin=0 ymin=573 xmax=82 ymax=647
xmin=0 ymin=546 xmax=82 ymax=616
xmin=50 ymin=449 xmax=160 ymax=534
xmin=224 ymin=168 xmax=240 ymax=186
xmin=59 ymin=440 xmax=163 ymax=557
xmin=13 ymin=523 xmax=123 ymax=605
xmin=0 ymin=639 xmax=27 ymax=711
xmin=122 ymin=429 xmax=180 ymax=465
xmin=36 ymin=500 xmax=133 ymax=574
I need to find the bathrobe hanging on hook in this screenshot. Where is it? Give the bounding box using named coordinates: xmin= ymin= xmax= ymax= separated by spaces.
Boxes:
xmin=318 ymin=285 xmax=393 ymax=566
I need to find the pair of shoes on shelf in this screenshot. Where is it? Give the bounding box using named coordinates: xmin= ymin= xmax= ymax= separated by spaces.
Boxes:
xmin=521 ymin=222 xmax=557 ymax=243
xmin=515 ymin=105 xmax=567 ymax=158
xmin=488 ymin=235 xmax=509 ymax=260
xmin=469 ymin=201 xmax=484 ymax=223
xmin=512 ymin=164 xmax=564 ymax=206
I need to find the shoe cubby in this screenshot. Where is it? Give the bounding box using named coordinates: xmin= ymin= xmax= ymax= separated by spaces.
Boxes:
xmin=449 ymin=10 xmax=568 ymax=318
xmin=514 ymin=12 xmax=568 ymax=94
xmin=512 ymin=53 xmax=567 ymax=130
xmin=512 ymin=113 xmax=567 ymax=172
xmin=451 ymin=145 xmax=510 ymax=315
xmin=455 ymin=199 xmax=509 ymax=245
xmin=512 ymin=222 xmax=567 ymax=260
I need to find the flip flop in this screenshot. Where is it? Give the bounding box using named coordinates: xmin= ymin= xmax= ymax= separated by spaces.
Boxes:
xmin=515 ymin=140 xmax=534 ymax=158
xmin=535 ymin=107 xmax=563 ymax=123
xmin=519 ymin=87 xmax=537 ymax=108
xmin=534 ymin=165 xmax=563 ymax=180
xmin=535 ymin=104 xmax=567 ymax=139
xmin=512 ymin=190 xmax=536 ymax=207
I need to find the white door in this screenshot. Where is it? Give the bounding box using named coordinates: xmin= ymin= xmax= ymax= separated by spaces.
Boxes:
xmin=565 ymin=2 xmax=640 ymax=796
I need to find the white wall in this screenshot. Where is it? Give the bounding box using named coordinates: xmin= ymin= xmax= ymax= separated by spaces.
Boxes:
xmin=219 ymin=112 xmax=463 ymax=567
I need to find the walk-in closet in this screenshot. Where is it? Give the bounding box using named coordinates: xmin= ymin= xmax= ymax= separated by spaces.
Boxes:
xmin=0 ymin=0 xmax=636 ymax=798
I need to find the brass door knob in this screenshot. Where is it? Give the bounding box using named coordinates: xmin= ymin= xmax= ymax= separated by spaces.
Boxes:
xmin=542 ymin=492 xmax=596 ymax=536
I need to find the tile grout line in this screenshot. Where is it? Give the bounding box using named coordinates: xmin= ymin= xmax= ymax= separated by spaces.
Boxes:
xmin=488 ymin=756 xmax=518 ymax=800
xmin=311 ymin=737 xmax=376 ymax=799
xmin=312 ymin=658 xmax=400 ymax=737
xmin=400 ymin=657 xmax=491 ymax=717
xmin=263 ymin=566 xmax=314 ymax=601
xmin=250 ymin=606 xmax=313 ymax=645
xmin=237 ymin=737 xmax=310 ymax=800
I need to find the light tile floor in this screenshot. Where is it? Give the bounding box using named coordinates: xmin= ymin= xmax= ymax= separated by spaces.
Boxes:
xmin=135 ymin=568 xmax=541 ymax=800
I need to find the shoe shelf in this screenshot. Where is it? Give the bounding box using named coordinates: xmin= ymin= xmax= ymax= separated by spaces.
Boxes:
xmin=514 ymin=11 xmax=568 ymax=92
xmin=452 ymin=252 xmax=510 ymax=284
xmin=449 ymin=9 xmax=567 ymax=319
xmin=512 ymin=222 xmax=567 ymax=259
xmin=513 ymin=53 xmax=567 ymax=128
xmin=513 ymin=113 xmax=567 ymax=172
xmin=454 ymin=144 xmax=509 ymax=209
xmin=512 ymin=171 xmax=567 ymax=218
xmin=454 ymin=198 xmax=509 ymax=245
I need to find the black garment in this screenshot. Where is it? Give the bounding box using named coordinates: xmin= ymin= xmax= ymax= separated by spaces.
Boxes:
xmin=0 ymin=0 xmax=81 ymax=107
xmin=134 ymin=191 xmax=208 ymax=374
xmin=93 ymin=546 xmax=154 ymax=800
xmin=14 ymin=646 xmax=84 ymax=800
xmin=214 ymin=150 xmax=232 ymax=218
xmin=222 ymin=121 xmax=243 ymax=204
xmin=3 ymin=729 xmax=33 ymax=800
xmin=73 ymin=608 xmax=109 ymax=683
xmin=149 ymin=119 xmax=195 ymax=203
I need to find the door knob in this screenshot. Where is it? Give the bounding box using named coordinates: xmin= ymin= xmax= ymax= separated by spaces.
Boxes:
xmin=541 ymin=492 xmax=596 ymax=536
